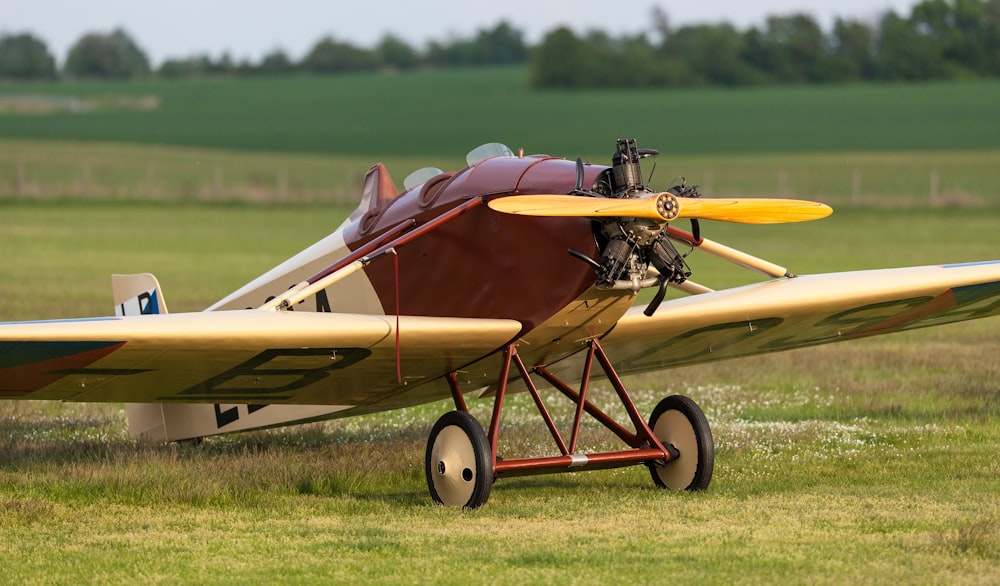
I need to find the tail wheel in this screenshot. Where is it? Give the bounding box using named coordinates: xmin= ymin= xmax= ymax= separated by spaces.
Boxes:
xmin=648 ymin=395 xmax=714 ymax=491
xmin=425 ymin=411 xmax=493 ymax=509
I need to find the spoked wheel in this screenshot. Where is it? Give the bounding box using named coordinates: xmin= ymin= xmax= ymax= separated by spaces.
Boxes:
xmin=425 ymin=411 xmax=493 ymax=509
xmin=648 ymin=394 xmax=714 ymax=491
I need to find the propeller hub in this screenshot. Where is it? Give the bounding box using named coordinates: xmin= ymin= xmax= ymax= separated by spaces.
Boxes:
xmin=655 ymin=193 xmax=680 ymax=221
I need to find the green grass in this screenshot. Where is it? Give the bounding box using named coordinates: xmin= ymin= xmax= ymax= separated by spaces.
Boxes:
xmin=4 ymin=139 xmax=1000 ymax=208
xmin=1 ymin=200 xmax=998 ymax=582
xmin=2 ymin=68 xmax=1000 ymax=158
xmin=0 ymin=201 xmax=354 ymax=318
xmin=2 ymin=201 xmax=997 ymax=319
xmin=0 ymin=139 xmax=457 ymax=205
xmin=1 ymin=342 xmax=997 ymax=583
xmin=1 ymin=72 xmax=999 ymax=580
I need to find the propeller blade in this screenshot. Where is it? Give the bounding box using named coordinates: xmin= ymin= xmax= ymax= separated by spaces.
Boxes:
xmin=674 ymin=197 xmax=833 ymax=224
xmin=488 ymin=193 xmax=832 ymax=224
xmin=489 ymin=195 xmax=665 ymax=219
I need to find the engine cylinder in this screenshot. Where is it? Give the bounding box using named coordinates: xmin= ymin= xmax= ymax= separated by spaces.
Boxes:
xmin=611 ymin=138 xmax=645 ymax=196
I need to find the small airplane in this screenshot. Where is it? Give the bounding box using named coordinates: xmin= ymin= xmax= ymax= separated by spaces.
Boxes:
xmin=3 ymin=138 xmax=999 ymax=508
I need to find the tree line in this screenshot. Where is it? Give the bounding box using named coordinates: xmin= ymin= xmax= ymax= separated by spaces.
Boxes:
xmin=0 ymin=22 xmax=527 ymax=81
xmin=1 ymin=0 xmax=998 ymax=87
xmin=533 ymin=0 xmax=1000 ymax=87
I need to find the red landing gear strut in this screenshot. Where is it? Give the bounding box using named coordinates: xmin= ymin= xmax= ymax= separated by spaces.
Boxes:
xmin=425 ymin=339 xmax=714 ymax=508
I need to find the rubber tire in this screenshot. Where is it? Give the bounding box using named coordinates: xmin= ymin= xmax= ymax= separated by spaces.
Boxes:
xmin=425 ymin=411 xmax=493 ymax=509
xmin=647 ymin=395 xmax=714 ymax=491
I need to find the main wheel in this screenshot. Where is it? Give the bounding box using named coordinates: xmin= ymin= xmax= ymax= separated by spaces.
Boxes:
xmin=425 ymin=411 xmax=493 ymax=509
xmin=648 ymin=394 xmax=714 ymax=491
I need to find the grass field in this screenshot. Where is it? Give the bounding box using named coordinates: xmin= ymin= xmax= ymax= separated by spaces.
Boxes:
xmin=2 ymin=68 xmax=1000 ymax=158
xmin=1 ymin=68 xmax=999 ymax=581
xmin=3 ymin=201 xmax=999 ymax=318
xmin=4 ymin=67 xmax=1000 ymax=207
xmin=4 ymin=139 xmax=1000 ymax=209
xmin=1 ymin=202 xmax=998 ymax=583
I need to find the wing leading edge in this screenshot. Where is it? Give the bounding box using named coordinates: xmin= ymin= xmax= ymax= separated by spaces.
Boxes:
xmin=556 ymin=261 xmax=1000 ymax=376
xmin=0 ymin=310 xmax=520 ymax=411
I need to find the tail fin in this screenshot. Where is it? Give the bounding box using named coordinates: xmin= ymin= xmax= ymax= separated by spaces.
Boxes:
xmin=113 ymin=274 xmax=350 ymax=443
xmin=113 ymin=273 xmax=168 ymax=316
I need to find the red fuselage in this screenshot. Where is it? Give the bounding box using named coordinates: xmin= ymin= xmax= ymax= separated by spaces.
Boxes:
xmin=346 ymin=155 xmax=610 ymax=335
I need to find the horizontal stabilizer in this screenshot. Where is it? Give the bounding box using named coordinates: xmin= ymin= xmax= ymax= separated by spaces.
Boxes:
xmin=127 ymin=402 xmax=354 ymax=443
xmin=110 ymin=274 xmax=376 ymax=442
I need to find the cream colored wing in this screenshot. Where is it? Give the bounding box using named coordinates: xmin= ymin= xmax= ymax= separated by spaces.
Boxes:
xmin=550 ymin=262 xmax=1000 ymax=377
xmin=0 ymin=311 xmax=520 ymax=412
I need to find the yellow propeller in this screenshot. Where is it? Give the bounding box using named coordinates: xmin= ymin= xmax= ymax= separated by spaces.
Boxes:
xmin=488 ymin=193 xmax=833 ymax=224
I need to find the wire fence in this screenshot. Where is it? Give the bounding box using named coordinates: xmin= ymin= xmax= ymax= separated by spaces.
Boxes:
xmin=2 ymin=142 xmax=998 ymax=208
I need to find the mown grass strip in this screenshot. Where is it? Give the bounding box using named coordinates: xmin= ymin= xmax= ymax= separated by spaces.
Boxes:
xmin=3 ymin=139 xmax=1000 ymax=208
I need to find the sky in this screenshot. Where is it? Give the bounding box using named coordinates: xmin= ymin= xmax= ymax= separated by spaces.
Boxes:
xmin=3 ymin=0 xmax=921 ymax=67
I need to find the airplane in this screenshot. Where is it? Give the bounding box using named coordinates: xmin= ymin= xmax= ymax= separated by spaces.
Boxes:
xmin=3 ymin=138 xmax=1000 ymax=509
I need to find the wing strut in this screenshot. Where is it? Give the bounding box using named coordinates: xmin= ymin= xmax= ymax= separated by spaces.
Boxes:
xmin=666 ymin=225 xmax=791 ymax=279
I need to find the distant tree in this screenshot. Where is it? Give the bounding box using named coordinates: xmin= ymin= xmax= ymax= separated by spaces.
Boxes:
xmin=158 ymin=55 xmax=210 ymax=77
xmin=376 ymin=34 xmax=419 ymax=71
xmin=300 ymin=36 xmax=379 ymax=73
xmin=64 ymin=28 xmax=150 ymax=79
xmin=234 ymin=58 xmax=257 ymax=76
xmin=740 ymin=14 xmax=826 ymax=82
xmin=214 ymin=52 xmax=236 ymax=75
xmin=741 ymin=26 xmax=783 ymax=82
xmin=574 ymin=31 xmax=623 ymax=87
xmin=666 ymin=24 xmax=758 ymax=86
xmin=424 ymin=39 xmax=455 ymax=66
xmin=650 ymin=5 xmax=672 ymax=45
xmin=650 ymin=9 xmax=698 ymax=86
xmin=427 ymin=22 xmax=528 ymax=66
xmin=533 ymin=26 xmax=684 ymax=89
xmin=157 ymin=52 xmax=248 ymax=78
xmin=911 ymin=0 xmax=995 ymax=75
xmin=827 ymin=18 xmax=876 ymax=81
xmin=528 ymin=4 xmax=1000 ymax=89
xmin=949 ymin=0 xmax=994 ymax=73
xmin=113 ymin=29 xmax=150 ymax=76
xmin=875 ymin=11 xmax=949 ymax=80
xmin=530 ymin=27 xmax=588 ymax=88
xmin=986 ymin=0 xmax=1000 ymax=75
xmin=615 ymin=34 xmax=666 ymax=87
xmin=778 ymin=14 xmax=827 ymax=81
xmin=473 ymin=21 xmax=528 ymax=64
xmin=0 ymin=32 xmax=57 ymax=80
xmin=158 ymin=54 xmax=210 ymax=78
xmin=257 ymin=48 xmax=295 ymax=75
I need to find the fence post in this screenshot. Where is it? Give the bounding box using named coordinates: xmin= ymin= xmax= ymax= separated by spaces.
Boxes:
xmin=213 ymin=166 xmax=223 ymax=201
xmin=145 ymin=162 xmax=155 ymax=199
xmin=852 ymin=168 xmax=862 ymax=206
xmin=17 ymin=160 xmax=26 ymax=196
xmin=278 ymin=168 xmax=288 ymax=202
xmin=81 ymin=163 xmax=90 ymax=198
